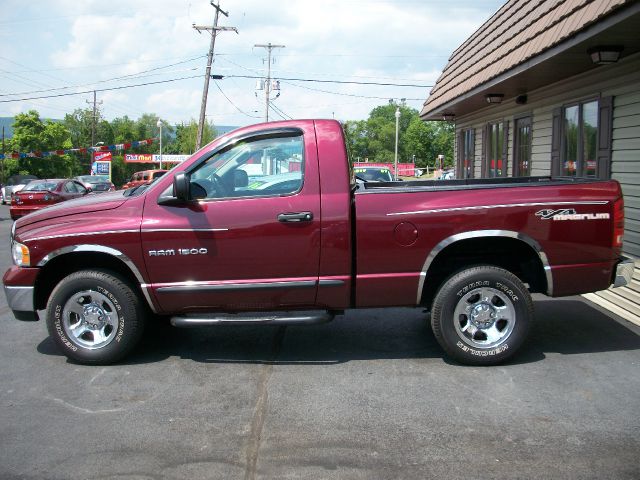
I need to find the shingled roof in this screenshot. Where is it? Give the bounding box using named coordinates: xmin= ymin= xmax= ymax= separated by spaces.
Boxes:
xmin=420 ymin=0 xmax=635 ymax=119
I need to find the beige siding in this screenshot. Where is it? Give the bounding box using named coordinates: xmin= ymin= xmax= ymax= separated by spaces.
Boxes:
xmin=452 ymin=54 xmax=640 ymax=323
xmin=610 ymin=89 xmax=640 ymax=258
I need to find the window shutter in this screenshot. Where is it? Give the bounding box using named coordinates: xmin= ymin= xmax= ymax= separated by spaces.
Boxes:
xmin=551 ymin=107 xmax=562 ymax=176
xmin=502 ymin=120 xmax=509 ymax=176
xmin=482 ymin=124 xmax=489 ymax=178
xmin=597 ymin=96 xmax=613 ymax=179
xmin=456 ymin=130 xmax=463 ymax=179
xmin=469 ymin=128 xmax=475 ymax=179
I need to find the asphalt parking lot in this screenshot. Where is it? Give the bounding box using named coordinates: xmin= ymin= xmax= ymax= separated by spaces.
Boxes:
xmin=1 ymin=203 xmax=639 ymax=480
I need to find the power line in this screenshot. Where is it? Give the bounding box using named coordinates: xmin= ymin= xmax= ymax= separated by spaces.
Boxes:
xmin=0 ymin=75 xmax=202 ymax=103
xmin=226 ymin=74 xmax=431 ymax=88
xmin=280 ymin=80 xmax=425 ymax=101
xmin=0 ymin=56 xmax=205 ymax=97
xmin=212 ymin=81 xmax=261 ymax=119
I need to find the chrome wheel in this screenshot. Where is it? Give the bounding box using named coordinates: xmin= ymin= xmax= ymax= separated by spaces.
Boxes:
xmin=453 ymin=287 xmax=516 ymax=349
xmin=62 ymin=290 xmax=119 ymax=350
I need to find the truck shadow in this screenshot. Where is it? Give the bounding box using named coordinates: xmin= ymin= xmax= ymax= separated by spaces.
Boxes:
xmin=36 ymin=298 xmax=640 ymax=366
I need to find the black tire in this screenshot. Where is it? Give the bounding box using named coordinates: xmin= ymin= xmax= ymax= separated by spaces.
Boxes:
xmin=431 ymin=265 xmax=533 ymax=366
xmin=45 ymin=270 xmax=146 ymax=365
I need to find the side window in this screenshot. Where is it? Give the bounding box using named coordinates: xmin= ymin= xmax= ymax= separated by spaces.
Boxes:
xmin=483 ymin=121 xmax=507 ymax=177
xmin=458 ymin=128 xmax=475 ymax=179
xmin=514 ymin=116 xmax=532 ymax=176
xmin=64 ymin=181 xmax=77 ymax=193
xmin=75 ymin=182 xmax=87 ymax=194
xmin=190 ymin=134 xmax=305 ymax=200
xmin=552 ymin=97 xmax=612 ymax=179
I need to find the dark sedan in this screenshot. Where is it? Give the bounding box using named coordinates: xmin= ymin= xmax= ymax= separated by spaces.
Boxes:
xmin=10 ymin=179 xmax=90 ymax=220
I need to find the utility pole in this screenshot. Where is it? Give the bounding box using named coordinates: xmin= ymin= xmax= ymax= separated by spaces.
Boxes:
xmin=2 ymin=127 xmax=5 ymax=185
xmin=254 ymin=43 xmax=285 ymax=122
xmin=193 ymin=1 xmax=237 ymax=151
xmin=86 ymin=90 xmax=103 ymax=147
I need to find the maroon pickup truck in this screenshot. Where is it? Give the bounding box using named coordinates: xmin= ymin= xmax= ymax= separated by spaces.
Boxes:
xmin=3 ymin=120 xmax=633 ymax=366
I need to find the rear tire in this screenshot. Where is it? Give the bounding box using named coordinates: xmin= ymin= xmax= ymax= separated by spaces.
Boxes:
xmin=46 ymin=270 xmax=145 ymax=365
xmin=431 ymin=265 xmax=533 ymax=365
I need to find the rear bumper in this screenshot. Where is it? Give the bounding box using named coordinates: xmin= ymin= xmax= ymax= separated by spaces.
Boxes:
xmin=613 ymin=257 xmax=635 ymax=288
xmin=3 ymin=285 xmax=38 ymax=321
xmin=9 ymin=205 xmax=41 ymax=219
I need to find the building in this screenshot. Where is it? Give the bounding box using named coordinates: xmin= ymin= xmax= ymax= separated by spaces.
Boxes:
xmin=420 ymin=0 xmax=640 ymax=324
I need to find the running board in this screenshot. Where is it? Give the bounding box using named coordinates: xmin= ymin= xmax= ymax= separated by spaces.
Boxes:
xmin=170 ymin=310 xmax=336 ymax=328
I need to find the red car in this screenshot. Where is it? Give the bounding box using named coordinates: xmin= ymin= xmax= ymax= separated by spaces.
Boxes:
xmin=10 ymin=179 xmax=90 ymax=220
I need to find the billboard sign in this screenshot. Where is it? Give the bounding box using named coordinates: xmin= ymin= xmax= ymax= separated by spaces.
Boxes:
xmin=124 ymin=154 xmax=189 ymax=164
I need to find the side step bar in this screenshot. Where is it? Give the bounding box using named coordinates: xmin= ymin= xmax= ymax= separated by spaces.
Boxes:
xmin=170 ymin=310 xmax=336 ymax=328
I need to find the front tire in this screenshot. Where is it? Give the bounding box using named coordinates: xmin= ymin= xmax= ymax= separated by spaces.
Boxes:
xmin=46 ymin=270 xmax=145 ymax=365
xmin=431 ymin=266 xmax=533 ymax=365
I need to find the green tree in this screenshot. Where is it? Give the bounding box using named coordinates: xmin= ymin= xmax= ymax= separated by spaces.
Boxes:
xmin=10 ymin=110 xmax=78 ymax=178
xmin=404 ymin=118 xmax=455 ymax=168
xmin=343 ymin=103 xmax=455 ymax=172
xmin=165 ymin=119 xmax=216 ymax=155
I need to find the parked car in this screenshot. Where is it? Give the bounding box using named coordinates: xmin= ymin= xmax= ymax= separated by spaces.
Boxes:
xmin=1 ymin=174 xmax=38 ymax=205
xmin=122 ymin=169 xmax=168 ymax=190
xmin=354 ymin=167 xmax=394 ymax=182
xmin=9 ymin=179 xmax=90 ymax=220
xmin=438 ymin=169 xmax=456 ymax=180
xmin=75 ymin=175 xmax=116 ymax=193
xmin=3 ymin=120 xmax=632 ymax=366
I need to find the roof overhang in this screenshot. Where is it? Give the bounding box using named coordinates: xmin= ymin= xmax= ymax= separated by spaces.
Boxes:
xmin=421 ymin=2 xmax=640 ymax=121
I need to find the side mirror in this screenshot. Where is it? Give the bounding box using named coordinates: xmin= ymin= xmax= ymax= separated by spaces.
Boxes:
xmin=85 ymin=187 xmax=93 ymax=194
xmin=173 ymin=172 xmax=189 ymax=201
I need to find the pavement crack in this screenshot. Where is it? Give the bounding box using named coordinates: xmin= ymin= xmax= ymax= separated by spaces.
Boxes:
xmin=244 ymin=326 xmax=286 ymax=480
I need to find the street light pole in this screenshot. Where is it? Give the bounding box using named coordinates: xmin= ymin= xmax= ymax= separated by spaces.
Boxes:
xmin=157 ymin=120 xmax=163 ymax=170
xmin=394 ymin=107 xmax=400 ymax=180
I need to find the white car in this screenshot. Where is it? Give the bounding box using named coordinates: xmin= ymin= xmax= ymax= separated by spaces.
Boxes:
xmin=1 ymin=175 xmax=38 ymax=205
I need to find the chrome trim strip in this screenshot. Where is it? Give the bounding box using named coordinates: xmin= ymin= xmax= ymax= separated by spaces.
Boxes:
xmin=3 ymin=285 xmax=35 ymax=312
xmin=36 ymin=244 xmax=158 ymax=314
xmin=318 ymin=279 xmax=346 ymax=287
xmin=25 ymin=229 xmax=139 ymax=242
xmin=156 ymin=280 xmax=317 ymax=293
xmin=388 ymin=201 xmax=609 ymax=217
xmin=171 ymin=311 xmax=334 ymax=327
xmin=11 ymin=221 xmax=16 ymax=242
xmin=416 ymin=230 xmax=554 ymax=304
xmin=141 ymin=228 xmax=229 ymax=233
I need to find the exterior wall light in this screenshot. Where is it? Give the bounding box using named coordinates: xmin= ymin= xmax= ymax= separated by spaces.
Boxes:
xmin=588 ymin=46 xmax=623 ymax=65
xmin=442 ymin=113 xmax=455 ymax=121
xmin=485 ymin=93 xmax=504 ymax=104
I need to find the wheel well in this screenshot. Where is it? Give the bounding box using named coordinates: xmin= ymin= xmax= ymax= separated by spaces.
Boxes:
xmin=34 ymin=252 xmax=145 ymax=311
xmin=420 ymin=237 xmax=547 ymax=309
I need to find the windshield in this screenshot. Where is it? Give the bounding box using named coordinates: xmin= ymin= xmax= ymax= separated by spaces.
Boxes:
xmin=23 ymin=180 xmax=59 ymax=191
xmin=79 ymin=175 xmax=110 ymax=183
xmin=354 ymin=167 xmax=393 ymax=182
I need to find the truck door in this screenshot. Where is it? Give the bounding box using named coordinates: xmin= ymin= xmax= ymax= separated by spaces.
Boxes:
xmin=141 ymin=127 xmax=321 ymax=312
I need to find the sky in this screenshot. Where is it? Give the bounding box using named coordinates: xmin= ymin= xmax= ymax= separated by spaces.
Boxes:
xmin=0 ymin=0 xmax=505 ymax=130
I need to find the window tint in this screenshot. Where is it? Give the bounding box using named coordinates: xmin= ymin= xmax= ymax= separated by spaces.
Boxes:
xmin=190 ymin=135 xmax=304 ymax=200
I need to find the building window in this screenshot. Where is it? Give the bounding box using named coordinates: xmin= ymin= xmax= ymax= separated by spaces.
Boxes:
xmin=552 ymin=97 xmax=612 ymax=179
xmin=458 ymin=128 xmax=475 ymax=179
xmin=514 ymin=116 xmax=532 ymax=176
xmin=484 ymin=121 xmax=507 ymax=177
xmin=562 ymin=100 xmax=598 ymax=177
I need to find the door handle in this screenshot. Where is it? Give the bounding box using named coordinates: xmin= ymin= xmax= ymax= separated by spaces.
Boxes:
xmin=278 ymin=212 xmax=314 ymax=223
